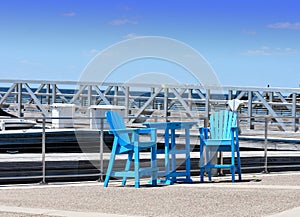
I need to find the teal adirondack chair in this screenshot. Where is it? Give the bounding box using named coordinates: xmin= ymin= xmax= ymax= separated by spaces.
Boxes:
xmin=104 ymin=111 xmax=158 ymax=188
xmin=199 ymin=110 xmax=242 ymax=182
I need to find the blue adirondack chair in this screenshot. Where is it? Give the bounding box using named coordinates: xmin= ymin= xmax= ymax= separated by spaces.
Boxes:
xmin=104 ymin=111 xmax=158 ymax=188
xmin=199 ymin=110 xmax=242 ymax=182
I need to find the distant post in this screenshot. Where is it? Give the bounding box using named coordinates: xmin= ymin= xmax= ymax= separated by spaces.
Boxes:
xmin=17 ymin=83 xmax=23 ymax=117
xmin=204 ymin=89 xmax=210 ymax=128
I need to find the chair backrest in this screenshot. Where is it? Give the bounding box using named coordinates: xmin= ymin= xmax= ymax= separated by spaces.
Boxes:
xmin=209 ymin=110 xmax=237 ymax=140
xmin=105 ymin=111 xmax=130 ymax=145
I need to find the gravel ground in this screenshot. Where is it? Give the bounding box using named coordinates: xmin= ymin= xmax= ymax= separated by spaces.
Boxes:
xmin=0 ymin=172 xmax=299 ymax=217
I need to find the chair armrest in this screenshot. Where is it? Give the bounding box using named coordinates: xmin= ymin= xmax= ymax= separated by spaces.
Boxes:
xmin=199 ymin=127 xmax=210 ymax=139
xmin=137 ymin=128 xmax=157 ymax=134
xmin=108 ymin=128 xmax=140 ymax=134
xmin=230 ymin=126 xmax=239 ymax=133
xmin=109 ymin=128 xmax=156 ymax=134
xmin=230 ymin=126 xmax=239 ymax=141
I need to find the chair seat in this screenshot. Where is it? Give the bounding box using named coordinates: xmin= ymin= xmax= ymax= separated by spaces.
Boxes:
xmin=203 ymin=139 xmax=231 ymax=146
xmin=112 ymin=167 xmax=159 ymax=178
xmin=118 ymin=141 xmax=157 ymax=154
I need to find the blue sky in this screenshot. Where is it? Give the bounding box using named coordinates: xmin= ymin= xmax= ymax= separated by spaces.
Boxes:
xmin=0 ymin=0 xmax=300 ymax=88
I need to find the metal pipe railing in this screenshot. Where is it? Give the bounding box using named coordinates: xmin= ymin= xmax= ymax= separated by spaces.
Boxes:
xmin=0 ymin=114 xmax=299 ymax=184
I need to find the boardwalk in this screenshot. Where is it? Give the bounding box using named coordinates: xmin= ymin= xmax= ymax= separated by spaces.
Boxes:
xmin=0 ymin=172 xmax=299 ymax=217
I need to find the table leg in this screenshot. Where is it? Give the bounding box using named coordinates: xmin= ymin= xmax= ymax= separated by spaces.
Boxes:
xmin=171 ymin=128 xmax=176 ymax=174
xmin=185 ymin=127 xmax=193 ymax=183
xmin=165 ymin=128 xmax=171 ymax=182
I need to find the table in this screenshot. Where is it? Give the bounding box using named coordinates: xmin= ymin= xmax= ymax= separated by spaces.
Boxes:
xmin=143 ymin=121 xmax=197 ymax=184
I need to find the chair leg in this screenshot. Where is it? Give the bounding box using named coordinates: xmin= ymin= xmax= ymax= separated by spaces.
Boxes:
xmin=134 ymin=146 xmax=140 ymax=188
xmin=206 ymin=147 xmax=212 ymax=182
xmin=104 ymin=139 xmax=120 ymax=188
xmin=122 ymin=152 xmax=133 ymax=186
xmin=231 ymin=166 xmax=235 ymax=182
xmin=104 ymin=152 xmax=116 ymax=188
xmin=231 ymin=147 xmax=235 ymax=182
xmin=151 ymin=145 xmax=157 ymax=186
xmin=200 ymin=143 xmax=204 ymax=182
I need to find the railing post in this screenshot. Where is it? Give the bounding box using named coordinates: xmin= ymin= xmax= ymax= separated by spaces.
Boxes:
xmin=80 ymin=85 xmax=85 ymax=106
xmin=262 ymin=116 xmax=269 ymax=174
xmin=52 ymin=84 xmax=57 ymax=104
xmin=87 ymin=85 xmax=92 ymax=107
xmin=124 ymin=86 xmax=129 ymax=117
xmin=151 ymin=87 xmax=155 ymax=109
xmin=40 ymin=116 xmax=47 ymax=184
xmin=188 ymin=89 xmax=193 ymax=111
xmin=228 ymin=90 xmax=233 ymax=100
xmin=46 ymin=84 xmax=51 ymax=105
xmin=99 ymin=117 xmax=104 ymax=182
xmin=164 ymin=87 xmax=169 ymax=122
xmin=292 ymin=93 xmax=298 ymax=132
xmin=113 ymin=86 xmax=118 ymax=105
xmin=248 ymin=91 xmax=253 ymax=129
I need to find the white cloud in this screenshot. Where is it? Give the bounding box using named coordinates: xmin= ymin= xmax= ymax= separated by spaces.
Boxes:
xmin=267 ymin=22 xmax=300 ymax=30
xmin=65 ymin=65 xmax=79 ymax=70
xmin=123 ymin=33 xmax=139 ymax=39
xmin=110 ymin=18 xmax=138 ymax=26
xmin=242 ymin=30 xmax=257 ymax=35
xmin=82 ymin=49 xmax=99 ymax=57
xmin=243 ymin=46 xmax=298 ymax=56
xmin=62 ymin=12 xmax=76 ymax=17
xmin=120 ymin=5 xmax=131 ymax=11
xmin=19 ymin=59 xmax=42 ymax=66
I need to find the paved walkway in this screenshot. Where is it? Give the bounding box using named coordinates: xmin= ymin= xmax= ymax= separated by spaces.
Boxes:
xmin=0 ymin=172 xmax=299 ymax=217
